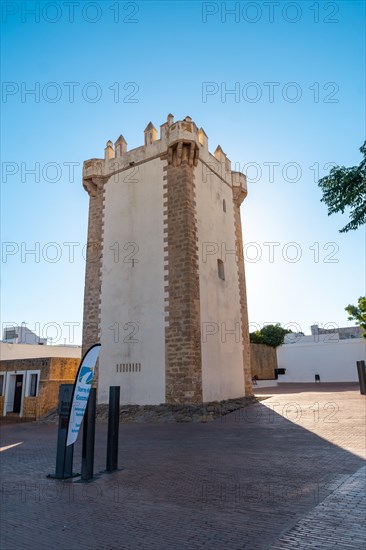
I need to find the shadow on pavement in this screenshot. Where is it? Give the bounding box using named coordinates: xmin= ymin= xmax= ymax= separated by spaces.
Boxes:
xmin=1 ymin=389 xmax=365 ymax=549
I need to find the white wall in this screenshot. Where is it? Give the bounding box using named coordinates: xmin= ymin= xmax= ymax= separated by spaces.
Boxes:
xmin=99 ymin=159 xmax=166 ymax=405
xmin=277 ymin=338 xmax=366 ymax=382
xmin=195 ymin=160 xmax=245 ymax=401
xmin=255 ymin=380 xmax=278 ymax=388
xmin=0 ymin=343 xmax=81 ymax=361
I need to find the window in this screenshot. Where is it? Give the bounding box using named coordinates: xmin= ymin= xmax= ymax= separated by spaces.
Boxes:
xmin=4 ymin=328 xmax=17 ymax=340
xmin=0 ymin=375 xmax=4 ymax=396
xmin=217 ymin=259 xmax=225 ymax=280
xmin=223 ymin=199 xmax=226 ymax=212
xmin=29 ymin=374 xmax=38 ymax=397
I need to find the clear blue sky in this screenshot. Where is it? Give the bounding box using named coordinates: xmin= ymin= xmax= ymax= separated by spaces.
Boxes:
xmin=1 ymin=0 xmax=365 ymax=344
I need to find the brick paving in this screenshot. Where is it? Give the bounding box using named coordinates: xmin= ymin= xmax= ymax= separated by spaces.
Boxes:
xmin=269 ymin=466 xmax=366 ymax=549
xmin=1 ymin=384 xmax=365 ymax=549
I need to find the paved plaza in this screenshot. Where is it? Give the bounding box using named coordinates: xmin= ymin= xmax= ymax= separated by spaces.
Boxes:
xmin=1 ymin=383 xmax=365 ymax=549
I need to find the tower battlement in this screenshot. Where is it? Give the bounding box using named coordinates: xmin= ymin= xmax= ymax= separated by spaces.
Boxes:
xmin=83 ymin=114 xmax=247 ymax=199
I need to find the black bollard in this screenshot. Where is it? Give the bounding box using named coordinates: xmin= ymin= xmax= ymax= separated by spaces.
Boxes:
xmin=81 ymin=387 xmax=96 ymax=481
xmin=106 ymin=386 xmax=120 ymax=472
xmin=48 ymin=384 xmax=75 ymax=479
xmin=356 ymin=360 xmax=366 ymax=395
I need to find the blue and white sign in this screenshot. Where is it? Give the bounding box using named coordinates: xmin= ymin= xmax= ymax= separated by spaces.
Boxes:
xmin=66 ymin=344 xmax=101 ymax=446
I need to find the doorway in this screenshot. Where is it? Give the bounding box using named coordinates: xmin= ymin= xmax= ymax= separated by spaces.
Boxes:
xmin=13 ymin=375 xmax=23 ymax=413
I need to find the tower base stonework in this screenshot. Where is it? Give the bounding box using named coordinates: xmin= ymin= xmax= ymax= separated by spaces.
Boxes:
xmin=82 ymin=115 xmax=253 ymax=404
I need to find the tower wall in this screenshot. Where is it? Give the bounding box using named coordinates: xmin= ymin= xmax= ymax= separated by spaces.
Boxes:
xmin=98 ymin=160 xmax=166 ymax=405
xmin=195 ymin=161 xmax=246 ymax=401
xmin=233 ymin=182 xmax=253 ymax=396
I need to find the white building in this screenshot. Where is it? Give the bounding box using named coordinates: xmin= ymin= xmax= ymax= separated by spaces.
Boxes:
xmin=81 ymin=115 xmax=253 ymax=405
xmin=277 ymin=332 xmax=365 ymax=383
xmin=2 ymin=325 xmax=47 ymax=345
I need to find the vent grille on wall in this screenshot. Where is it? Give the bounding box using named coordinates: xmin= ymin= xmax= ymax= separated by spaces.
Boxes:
xmin=116 ymin=363 xmax=141 ymax=373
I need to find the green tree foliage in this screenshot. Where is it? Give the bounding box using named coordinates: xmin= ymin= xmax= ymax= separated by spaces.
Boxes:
xmin=345 ymin=296 xmax=366 ymax=338
xmin=318 ymin=141 xmax=366 ymax=232
xmin=249 ymin=324 xmax=292 ymax=348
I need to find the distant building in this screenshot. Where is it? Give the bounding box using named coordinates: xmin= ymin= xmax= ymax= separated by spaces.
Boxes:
xmin=277 ymin=337 xmax=365 ymax=383
xmin=0 ymin=343 xmax=81 ymax=419
xmin=310 ymin=324 xmax=363 ymax=340
xmin=2 ymin=325 xmax=47 ymax=345
xmin=277 ymin=325 xmax=365 ymax=383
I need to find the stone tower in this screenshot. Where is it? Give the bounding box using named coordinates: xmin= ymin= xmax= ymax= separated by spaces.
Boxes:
xmin=82 ymin=115 xmax=252 ymax=404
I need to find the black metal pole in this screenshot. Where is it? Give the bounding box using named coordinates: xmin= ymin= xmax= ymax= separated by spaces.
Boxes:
xmin=356 ymin=360 xmax=366 ymax=395
xmin=106 ymin=386 xmax=120 ymax=472
xmin=48 ymin=384 xmax=74 ymax=479
xmin=81 ymin=388 xmax=96 ymax=481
